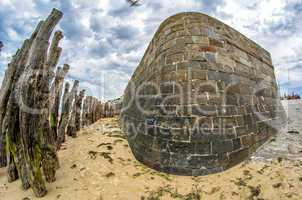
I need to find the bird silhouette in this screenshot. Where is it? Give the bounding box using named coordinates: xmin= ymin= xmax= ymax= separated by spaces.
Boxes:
xmin=0 ymin=41 xmax=3 ymax=53
xmin=126 ymin=0 xmax=142 ymax=7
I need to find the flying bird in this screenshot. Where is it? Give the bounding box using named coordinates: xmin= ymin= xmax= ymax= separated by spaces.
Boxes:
xmin=126 ymin=0 xmax=142 ymax=7
xmin=0 ymin=41 xmax=3 ymax=53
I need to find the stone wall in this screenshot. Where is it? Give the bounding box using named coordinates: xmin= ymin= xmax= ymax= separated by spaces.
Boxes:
xmin=121 ymin=12 xmax=286 ymax=176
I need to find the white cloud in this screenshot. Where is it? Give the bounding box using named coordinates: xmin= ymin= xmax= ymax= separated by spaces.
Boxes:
xmin=1 ymin=0 xmax=302 ymax=99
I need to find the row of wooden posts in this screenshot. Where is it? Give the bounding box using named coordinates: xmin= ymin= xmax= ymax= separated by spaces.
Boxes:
xmin=0 ymin=9 xmax=120 ymax=197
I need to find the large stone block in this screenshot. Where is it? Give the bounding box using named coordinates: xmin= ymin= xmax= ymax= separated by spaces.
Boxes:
xmin=121 ymin=12 xmax=286 ymax=176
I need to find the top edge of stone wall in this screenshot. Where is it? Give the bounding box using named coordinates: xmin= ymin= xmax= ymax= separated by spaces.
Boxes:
xmin=126 ymin=12 xmax=274 ymax=92
xmin=155 ymin=12 xmax=270 ymax=56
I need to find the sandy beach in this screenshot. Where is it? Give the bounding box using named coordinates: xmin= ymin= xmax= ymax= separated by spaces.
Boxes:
xmin=1 ymin=108 xmax=302 ymax=200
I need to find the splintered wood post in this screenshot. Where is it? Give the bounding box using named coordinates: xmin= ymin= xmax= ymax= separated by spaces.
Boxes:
xmin=88 ymin=97 xmax=94 ymax=124
xmin=50 ymin=64 xmax=69 ymax=142
xmin=95 ymin=101 xmax=102 ymax=121
xmin=3 ymin=19 xmax=43 ymax=189
xmin=4 ymin=39 xmax=36 ymax=188
xmin=92 ymin=98 xmax=100 ymax=123
xmin=86 ymin=96 xmax=94 ymax=125
xmin=93 ymin=98 xmax=98 ymax=122
xmin=0 ymin=27 xmax=42 ymax=167
xmin=101 ymin=102 xmax=105 ymax=118
xmin=66 ymin=80 xmax=79 ymax=138
xmin=104 ymin=102 xmax=112 ymax=118
xmin=40 ymin=29 xmax=64 ymax=184
xmin=75 ymin=89 xmax=85 ymax=131
xmin=45 ymin=30 xmax=63 ymax=82
xmin=81 ymin=96 xmax=88 ymax=127
xmin=81 ymin=97 xmax=103 ymax=126
xmin=89 ymin=97 xmax=94 ymax=124
xmin=18 ymin=8 xmax=63 ymax=197
xmin=57 ymin=82 xmax=70 ymax=149
xmin=0 ymin=50 xmax=20 ymax=168
xmin=47 ymin=31 xmax=64 ymax=144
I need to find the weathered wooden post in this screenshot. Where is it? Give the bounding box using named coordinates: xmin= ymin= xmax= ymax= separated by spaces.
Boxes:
xmin=81 ymin=96 xmax=88 ymax=127
xmin=75 ymin=89 xmax=85 ymax=131
xmin=45 ymin=30 xmax=63 ymax=82
xmin=4 ymin=35 xmax=39 ymax=189
xmin=66 ymin=80 xmax=79 ymax=137
xmin=82 ymin=96 xmax=92 ymax=126
xmin=17 ymin=8 xmax=63 ymax=197
xmin=91 ymin=97 xmax=97 ymax=123
xmin=57 ymin=82 xmax=70 ymax=149
xmin=95 ymin=101 xmax=102 ymax=121
xmin=50 ymin=64 xmax=69 ymax=142
xmin=39 ymin=29 xmax=65 ymax=184
xmin=0 ymin=47 xmax=25 ymax=168
xmin=0 ymin=26 xmax=44 ymax=168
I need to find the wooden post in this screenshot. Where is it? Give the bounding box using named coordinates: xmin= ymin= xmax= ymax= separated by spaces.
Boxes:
xmin=50 ymin=64 xmax=69 ymax=142
xmin=81 ymin=96 xmax=88 ymax=127
xmin=66 ymin=80 xmax=79 ymax=137
xmin=4 ymin=37 xmax=37 ymax=189
xmin=75 ymin=90 xmax=85 ymax=131
xmin=2 ymin=20 xmax=43 ymax=192
xmin=17 ymin=8 xmax=63 ymax=197
xmin=57 ymin=82 xmax=70 ymax=149
xmin=0 ymin=48 xmax=23 ymax=168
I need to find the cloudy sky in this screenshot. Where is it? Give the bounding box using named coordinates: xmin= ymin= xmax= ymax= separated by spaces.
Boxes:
xmin=0 ymin=0 xmax=301 ymax=100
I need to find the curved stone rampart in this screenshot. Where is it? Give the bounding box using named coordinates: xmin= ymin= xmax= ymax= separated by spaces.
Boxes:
xmin=121 ymin=12 xmax=286 ymax=176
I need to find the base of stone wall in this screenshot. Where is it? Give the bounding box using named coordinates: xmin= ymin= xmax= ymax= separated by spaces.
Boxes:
xmin=127 ymin=128 xmax=284 ymax=176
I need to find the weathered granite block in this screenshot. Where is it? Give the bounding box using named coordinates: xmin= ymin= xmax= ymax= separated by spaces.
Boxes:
xmin=212 ymin=140 xmax=234 ymax=154
xmin=194 ymin=142 xmax=211 ymax=155
xmin=121 ymin=12 xmax=286 ymax=176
